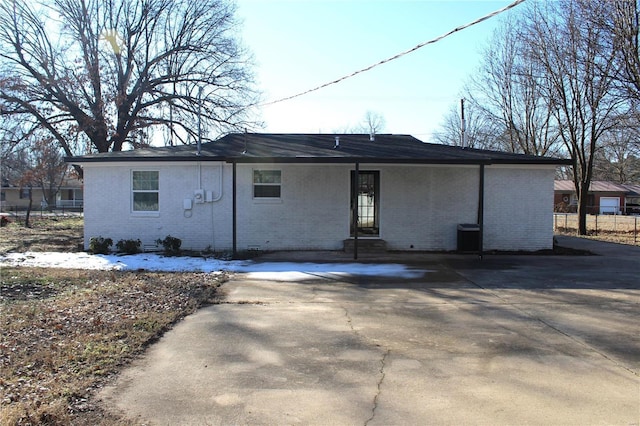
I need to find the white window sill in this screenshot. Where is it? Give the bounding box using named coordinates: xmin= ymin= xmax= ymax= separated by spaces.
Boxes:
xmin=131 ymin=211 xmax=160 ymax=217
xmin=252 ymin=198 xmax=283 ymax=204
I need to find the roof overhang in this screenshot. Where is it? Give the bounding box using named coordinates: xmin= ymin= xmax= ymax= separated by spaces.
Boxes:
xmin=67 ymin=155 xmax=570 ymax=166
xmin=65 ymin=133 xmax=572 ymax=167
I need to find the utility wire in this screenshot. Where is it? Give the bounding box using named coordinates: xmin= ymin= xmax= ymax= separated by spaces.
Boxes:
xmin=261 ymin=0 xmax=526 ymax=107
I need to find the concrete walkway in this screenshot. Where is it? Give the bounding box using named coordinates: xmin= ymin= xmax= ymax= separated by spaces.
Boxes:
xmin=555 ymin=234 xmax=640 ymax=257
xmin=99 ymin=237 xmax=640 ymax=425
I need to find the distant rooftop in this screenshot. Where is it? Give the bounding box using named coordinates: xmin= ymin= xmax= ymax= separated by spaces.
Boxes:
xmin=555 ymin=180 xmax=640 ymax=194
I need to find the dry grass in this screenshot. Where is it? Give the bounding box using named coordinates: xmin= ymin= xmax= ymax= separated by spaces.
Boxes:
xmin=0 ymin=268 xmax=226 ymax=425
xmin=0 ymin=215 xmax=84 ymax=254
xmin=0 ymin=217 xmax=227 ymax=425
xmin=553 ymin=213 xmax=640 ymax=246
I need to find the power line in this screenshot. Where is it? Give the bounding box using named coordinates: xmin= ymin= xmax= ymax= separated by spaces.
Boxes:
xmin=261 ymin=0 xmax=526 ymax=107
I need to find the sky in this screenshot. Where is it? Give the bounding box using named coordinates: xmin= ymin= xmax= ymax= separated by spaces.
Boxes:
xmin=234 ymin=0 xmax=522 ymax=141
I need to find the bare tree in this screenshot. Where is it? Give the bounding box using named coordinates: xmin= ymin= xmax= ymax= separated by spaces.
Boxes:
xmin=468 ymin=18 xmax=562 ymax=156
xmin=356 ymin=111 xmax=386 ymax=136
xmin=336 ymin=111 xmax=386 ymax=136
xmin=2 ymin=132 xmax=68 ymax=221
xmin=606 ymin=0 xmax=640 ymax=103
xmin=593 ymin=119 xmax=640 ymax=183
xmin=0 ymin=0 xmax=258 ymax=159
xmin=433 ymin=101 xmax=497 ymax=149
xmin=588 ymin=0 xmax=640 ymax=157
xmin=522 ymin=0 xmax=622 ymax=235
xmin=29 ymin=138 xmax=68 ymax=209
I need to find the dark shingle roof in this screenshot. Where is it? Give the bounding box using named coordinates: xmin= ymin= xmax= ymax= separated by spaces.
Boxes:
xmin=67 ymin=133 xmax=570 ymax=165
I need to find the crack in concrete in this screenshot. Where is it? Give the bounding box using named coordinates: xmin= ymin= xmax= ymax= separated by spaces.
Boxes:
xmin=365 ymin=348 xmax=390 ymax=426
xmin=341 ymin=306 xmax=392 ymax=425
xmin=343 ymin=306 xmax=356 ymax=333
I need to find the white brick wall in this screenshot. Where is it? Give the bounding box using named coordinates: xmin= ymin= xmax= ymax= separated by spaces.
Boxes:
xmin=83 ymin=162 xmax=233 ymax=251
xmin=483 ymin=165 xmax=556 ymax=251
xmin=380 ymin=165 xmax=480 ymax=250
xmin=235 ymin=164 xmax=349 ymax=251
xmin=82 ymin=162 xmax=556 ymax=252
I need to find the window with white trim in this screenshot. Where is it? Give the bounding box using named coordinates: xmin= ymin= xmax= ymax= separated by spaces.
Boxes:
xmin=132 ymin=171 xmax=159 ymax=211
xmin=253 ymin=170 xmax=281 ymax=198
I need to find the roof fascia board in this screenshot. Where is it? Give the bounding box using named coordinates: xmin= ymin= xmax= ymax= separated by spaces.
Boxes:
xmin=66 ymin=155 xmax=227 ymax=164
xmin=66 ymin=155 xmax=571 ymax=166
xmin=226 ymin=157 xmax=570 ymax=166
xmin=70 ymin=160 xmax=227 ymax=168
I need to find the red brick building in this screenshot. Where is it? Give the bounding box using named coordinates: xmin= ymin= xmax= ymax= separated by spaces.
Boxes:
xmin=554 ymin=180 xmax=640 ymax=215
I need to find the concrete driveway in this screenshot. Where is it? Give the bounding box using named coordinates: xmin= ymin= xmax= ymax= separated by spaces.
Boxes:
xmin=100 ymin=237 xmax=640 ymax=425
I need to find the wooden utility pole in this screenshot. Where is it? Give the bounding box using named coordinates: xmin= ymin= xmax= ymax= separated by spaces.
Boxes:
xmin=460 ymin=98 xmax=467 ymax=149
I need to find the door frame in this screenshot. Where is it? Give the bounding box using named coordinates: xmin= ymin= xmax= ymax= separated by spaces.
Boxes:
xmin=350 ymin=170 xmax=380 ymax=237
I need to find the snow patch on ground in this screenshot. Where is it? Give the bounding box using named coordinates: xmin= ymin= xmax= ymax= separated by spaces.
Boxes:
xmin=0 ymin=252 xmax=427 ymax=279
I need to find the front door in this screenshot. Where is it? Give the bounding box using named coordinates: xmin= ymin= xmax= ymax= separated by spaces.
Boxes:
xmin=351 ymin=171 xmax=379 ymax=236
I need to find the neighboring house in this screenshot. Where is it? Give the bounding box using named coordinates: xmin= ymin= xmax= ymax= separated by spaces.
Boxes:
xmin=0 ymin=177 xmax=83 ymax=211
xmin=67 ymin=133 xmax=568 ymax=254
xmin=623 ymin=184 xmax=640 ymax=215
xmin=554 ymin=180 xmax=640 ymax=215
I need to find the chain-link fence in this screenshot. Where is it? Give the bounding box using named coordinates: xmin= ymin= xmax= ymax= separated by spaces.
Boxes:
xmin=554 ymin=213 xmax=640 ymax=246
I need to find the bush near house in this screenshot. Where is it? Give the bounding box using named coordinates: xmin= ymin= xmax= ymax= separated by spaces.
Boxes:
xmin=156 ymin=235 xmax=182 ymax=256
xmin=116 ymin=239 xmax=142 ymax=254
xmin=89 ymin=237 xmax=113 ymax=254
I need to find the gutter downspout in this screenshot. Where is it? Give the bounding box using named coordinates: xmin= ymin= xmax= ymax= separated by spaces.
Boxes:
xmin=478 ymin=164 xmax=485 ymax=259
xmin=232 ymin=161 xmax=237 ymax=257
xmin=353 ymin=162 xmax=359 ymax=260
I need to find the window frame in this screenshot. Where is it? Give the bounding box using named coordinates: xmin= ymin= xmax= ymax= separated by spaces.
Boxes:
xmin=252 ymin=169 xmax=282 ymax=200
xmin=131 ymin=170 xmax=159 ymax=214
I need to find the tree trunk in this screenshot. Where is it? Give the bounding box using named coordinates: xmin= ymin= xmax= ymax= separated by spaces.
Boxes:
xmin=24 ymin=187 xmax=33 ymax=228
xmin=577 ymin=181 xmax=590 ymax=235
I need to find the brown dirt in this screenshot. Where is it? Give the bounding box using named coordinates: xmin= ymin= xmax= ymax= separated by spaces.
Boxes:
xmin=0 ymin=215 xmax=83 ymax=254
xmin=0 ymin=217 xmax=227 ymax=425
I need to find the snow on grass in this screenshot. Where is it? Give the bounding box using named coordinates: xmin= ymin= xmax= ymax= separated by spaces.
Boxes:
xmin=0 ymin=252 xmax=427 ymax=279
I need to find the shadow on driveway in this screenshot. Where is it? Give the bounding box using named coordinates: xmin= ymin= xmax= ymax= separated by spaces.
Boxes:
xmin=99 ymin=237 xmax=640 ymax=425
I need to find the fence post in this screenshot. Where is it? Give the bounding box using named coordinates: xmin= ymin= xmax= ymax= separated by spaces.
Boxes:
xmin=595 ymin=214 xmax=598 ymax=236
xmin=565 ymin=213 xmax=568 ymax=231
xmin=635 ymin=216 xmax=638 ymax=245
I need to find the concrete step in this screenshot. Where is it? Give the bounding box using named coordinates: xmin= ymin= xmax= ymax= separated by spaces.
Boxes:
xmin=343 ymin=239 xmax=387 ymax=253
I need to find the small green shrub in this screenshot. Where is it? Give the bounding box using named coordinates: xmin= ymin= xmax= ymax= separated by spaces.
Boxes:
xmin=89 ymin=237 xmax=113 ymax=254
xmin=156 ymin=235 xmax=182 ymax=256
xmin=116 ymin=238 xmax=142 ymax=254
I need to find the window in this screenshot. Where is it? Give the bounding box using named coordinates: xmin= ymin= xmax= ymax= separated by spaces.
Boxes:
xmin=132 ymin=171 xmax=159 ymax=212
xmin=253 ymin=170 xmax=281 ymax=198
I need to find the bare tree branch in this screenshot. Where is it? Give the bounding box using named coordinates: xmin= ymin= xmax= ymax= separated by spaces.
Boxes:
xmin=0 ymin=0 xmax=259 ymax=155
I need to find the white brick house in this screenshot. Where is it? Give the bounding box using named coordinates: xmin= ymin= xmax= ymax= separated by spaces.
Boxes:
xmin=68 ymin=134 xmax=568 ymax=256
